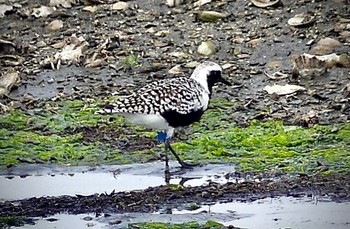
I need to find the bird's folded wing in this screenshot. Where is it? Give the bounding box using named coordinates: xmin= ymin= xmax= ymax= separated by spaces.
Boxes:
xmin=96 ymin=78 xmax=205 ymax=115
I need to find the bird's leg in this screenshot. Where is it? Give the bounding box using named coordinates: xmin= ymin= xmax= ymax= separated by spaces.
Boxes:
xmin=165 ymin=140 xmax=196 ymax=169
xmin=164 ymin=142 xmax=170 ymax=184
xmin=157 ymin=132 xmax=168 ymax=160
xmin=157 ymin=132 xmax=196 ymax=169
xmin=158 ymin=132 xmax=171 ymax=183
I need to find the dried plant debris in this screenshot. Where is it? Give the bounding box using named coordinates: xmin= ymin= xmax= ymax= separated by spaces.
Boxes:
xmin=42 ymin=35 xmax=89 ymax=70
xmin=0 ymin=54 xmax=24 ymax=67
xmin=295 ymin=110 xmax=319 ymax=127
xmin=250 ymin=0 xmax=280 ymax=8
xmin=0 ymin=71 xmax=20 ymax=98
xmin=288 ymin=14 xmax=315 ymax=27
xmin=310 ymin=53 xmax=350 ymax=68
xmin=264 ymin=71 xmax=289 ymax=80
xmin=55 ymin=42 xmax=87 ymax=65
xmin=291 ymin=54 xmax=327 ymax=79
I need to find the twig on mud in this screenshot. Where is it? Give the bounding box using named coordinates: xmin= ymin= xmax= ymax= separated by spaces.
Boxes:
xmin=264 ymin=71 xmax=289 ymax=80
xmin=244 ymin=99 xmax=253 ymax=107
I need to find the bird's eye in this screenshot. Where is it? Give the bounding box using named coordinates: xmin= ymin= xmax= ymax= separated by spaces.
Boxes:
xmin=209 ymin=70 xmax=221 ymax=77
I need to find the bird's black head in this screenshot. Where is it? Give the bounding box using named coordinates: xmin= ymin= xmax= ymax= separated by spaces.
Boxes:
xmin=191 ymin=61 xmax=231 ymax=94
xmin=207 ymin=69 xmax=231 ymax=90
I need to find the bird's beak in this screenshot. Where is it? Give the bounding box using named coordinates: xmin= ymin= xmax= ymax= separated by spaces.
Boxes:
xmin=220 ymin=76 xmax=232 ymax=86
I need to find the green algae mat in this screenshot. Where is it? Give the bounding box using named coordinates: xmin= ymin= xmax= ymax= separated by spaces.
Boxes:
xmin=0 ymin=99 xmax=349 ymax=174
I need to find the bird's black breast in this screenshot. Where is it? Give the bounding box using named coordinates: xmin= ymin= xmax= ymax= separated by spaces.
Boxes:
xmin=161 ymin=109 xmax=205 ymax=128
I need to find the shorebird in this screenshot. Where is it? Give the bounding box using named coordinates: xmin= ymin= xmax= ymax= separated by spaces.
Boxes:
xmin=96 ymin=61 xmax=231 ymax=170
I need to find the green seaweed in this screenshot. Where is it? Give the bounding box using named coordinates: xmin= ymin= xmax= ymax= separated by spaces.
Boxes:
xmin=0 ymin=130 xmax=104 ymax=166
xmin=0 ymin=98 xmax=349 ymax=174
xmin=124 ymin=54 xmax=139 ymax=70
xmin=0 ymin=216 xmax=33 ymax=228
xmin=172 ymin=104 xmax=350 ymax=174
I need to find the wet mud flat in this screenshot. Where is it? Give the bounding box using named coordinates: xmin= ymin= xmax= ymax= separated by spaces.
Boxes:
xmin=1 ymin=0 xmax=350 ymax=228
xmin=1 ymin=0 xmax=350 ymax=126
xmin=0 ymin=164 xmax=349 ymax=228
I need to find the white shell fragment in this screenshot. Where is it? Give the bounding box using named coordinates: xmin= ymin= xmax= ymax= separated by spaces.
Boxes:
xmin=264 ymin=84 xmax=306 ymax=95
xmin=195 ymin=11 xmax=227 ymax=22
xmin=0 ymin=4 xmax=13 ymax=18
xmin=112 ymin=2 xmax=129 ymax=11
xmin=166 ymin=0 xmax=183 ymax=7
xmin=197 ymin=40 xmax=217 ymax=56
xmin=250 ymin=0 xmax=280 ymax=8
xmin=47 ymin=19 xmax=64 ymax=31
xmin=194 ymin=0 xmax=212 ymax=7
xmin=83 ymin=6 xmax=98 ymax=13
xmin=288 ymin=14 xmax=315 ymax=27
xmin=0 ymin=72 xmax=20 ymax=98
xmin=32 ymin=5 xmax=56 ymax=18
xmin=169 ymin=51 xmax=190 ymax=59
xmin=168 ymin=64 xmax=183 ymax=74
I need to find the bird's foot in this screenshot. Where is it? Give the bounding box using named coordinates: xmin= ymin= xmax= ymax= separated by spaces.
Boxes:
xmin=158 ymin=152 xmax=166 ymax=160
xmin=158 ymin=154 xmax=197 ymax=169
xmin=179 ymin=161 xmax=199 ymax=169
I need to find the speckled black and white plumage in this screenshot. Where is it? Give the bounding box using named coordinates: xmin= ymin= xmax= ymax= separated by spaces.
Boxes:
xmin=97 ymin=61 xmax=230 ymax=168
xmin=105 ymin=77 xmax=206 ymax=116
xmin=97 ymin=61 xmax=230 ymax=139
xmin=103 ymin=77 xmax=208 ymax=131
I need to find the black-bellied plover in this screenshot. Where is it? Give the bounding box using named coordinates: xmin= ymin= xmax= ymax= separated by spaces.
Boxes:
xmin=97 ymin=61 xmax=231 ymax=170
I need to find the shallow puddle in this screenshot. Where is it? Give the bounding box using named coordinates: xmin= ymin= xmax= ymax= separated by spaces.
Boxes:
xmin=0 ymin=172 xmax=165 ymax=200
xmin=0 ymin=162 xmax=236 ymax=200
xmin=18 ymin=213 xmax=106 ymax=229
xmin=1 ymin=163 xmax=349 ymax=229
xmin=14 ymin=197 xmax=350 ymax=229
xmin=173 ymin=196 xmax=350 ymax=229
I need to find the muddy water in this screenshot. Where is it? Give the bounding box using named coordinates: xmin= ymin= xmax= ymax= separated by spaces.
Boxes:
xmin=1 ymin=163 xmax=350 ymax=229
xmin=0 ymin=172 xmax=165 ymax=200
xmin=173 ymin=197 xmax=350 ymax=229
xmin=19 ymin=213 xmax=107 ymax=229
xmin=0 ymin=162 xmax=236 ymax=200
xmin=17 ymin=197 xmax=350 ymax=229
